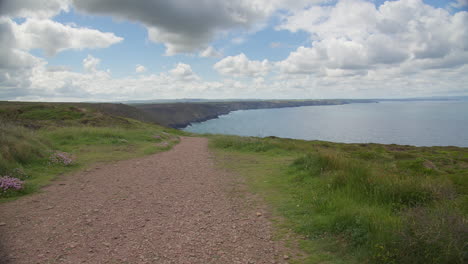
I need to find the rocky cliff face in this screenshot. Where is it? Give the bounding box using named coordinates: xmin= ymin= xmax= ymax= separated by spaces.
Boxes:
xmin=135 ymin=100 xmax=377 ymax=128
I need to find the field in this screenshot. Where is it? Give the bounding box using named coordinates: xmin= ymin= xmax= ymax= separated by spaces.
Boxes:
xmin=210 ymin=135 xmax=467 ymax=263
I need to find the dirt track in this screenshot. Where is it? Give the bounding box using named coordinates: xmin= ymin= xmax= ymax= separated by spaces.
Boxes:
xmin=0 ymin=137 xmax=289 ymax=263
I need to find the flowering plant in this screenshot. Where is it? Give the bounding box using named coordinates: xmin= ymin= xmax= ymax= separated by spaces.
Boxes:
xmin=0 ymin=176 xmax=24 ymax=192
xmin=49 ymin=151 xmax=75 ymax=166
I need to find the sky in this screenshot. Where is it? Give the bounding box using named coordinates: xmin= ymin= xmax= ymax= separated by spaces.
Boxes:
xmin=0 ymin=0 xmax=467 ymax=101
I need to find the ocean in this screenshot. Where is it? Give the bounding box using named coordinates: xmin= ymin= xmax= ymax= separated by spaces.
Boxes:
xmin=183 ymin=101 xmax=468 ymax=147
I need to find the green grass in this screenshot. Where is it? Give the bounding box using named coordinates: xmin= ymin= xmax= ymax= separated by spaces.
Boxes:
xmin=210 ymin=135 xmax=468 ymax=264
xmin=0 ymin=102 xmax=186 ymax=201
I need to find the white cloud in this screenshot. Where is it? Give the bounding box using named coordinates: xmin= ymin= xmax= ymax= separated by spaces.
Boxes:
xmin=135 ymin=65 xmax=147 ymax=73
xmin=214 ymin=53 xmax=271 ymax=77
xmin=169 ymin=63 xmax=200 ymax=81
xmin=0 ymin=0 xmax=70 ymax=19
xmin=1 ymin=0 xmax=467 ymax=101
xmin=277 ymin=0 xmax=468 ymax=76
xmin=0 ymin=16 xmax=122 ymax=98
xmin=13 ymin=18 xmax=123 ymax=56
xmin=200 ymin=46 xmax=223 ymax=58
xmin=83 ymin=55 xmax=100 ymax=73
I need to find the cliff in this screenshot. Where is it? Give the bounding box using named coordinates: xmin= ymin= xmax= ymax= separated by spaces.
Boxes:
xmin=135 ymin=99 xmax=376 ymax=128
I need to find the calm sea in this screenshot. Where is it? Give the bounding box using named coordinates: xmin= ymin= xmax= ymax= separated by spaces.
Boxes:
xmin=183 ymin=101 xmax=468 ymax=147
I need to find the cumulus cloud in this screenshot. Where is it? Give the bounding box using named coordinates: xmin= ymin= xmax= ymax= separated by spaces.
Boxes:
xmin=0 ymin=0 xmax=70 ymax=19
xmin=169 ymin=63 xmax=200 ymax=81
xmin=0 ymin=14 xmax=122 ymax=98
xmin=72 ymin=0 xmax=323 ymax=55
xmin=214 ymin=53 xmax=271 ymax=77
xmin=200 ymin=46 xmax=223 ymax=58
xmin=276 ymin=0 xmax=468 ymax=77
xmin=83 ymin=55 xmax=100 ymax=73
xmin=135 ymin=65 xmax=147 ymax=73
xmin=12 ymin=18 xmax=123 ymax=56
xmin=72 ymin=0 xmax=261 ymax=54
xmin=1 ymin=0 xmax=467 ymax=101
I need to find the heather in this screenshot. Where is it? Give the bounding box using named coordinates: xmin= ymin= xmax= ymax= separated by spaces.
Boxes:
xmin=211 ymin=135 xmax=468 ymax=264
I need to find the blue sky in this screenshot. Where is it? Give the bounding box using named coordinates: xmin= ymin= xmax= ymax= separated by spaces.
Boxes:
xmin=1 ymin=0 xmax=467 ymax=101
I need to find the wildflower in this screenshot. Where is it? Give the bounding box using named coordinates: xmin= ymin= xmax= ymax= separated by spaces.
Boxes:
xmin=0 ymin=176 xmax=24 ymax=192
xmin=49 ymin=151 xmax=75 ymax=166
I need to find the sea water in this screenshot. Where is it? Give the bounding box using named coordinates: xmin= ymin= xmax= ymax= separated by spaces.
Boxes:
xmin=184 ymin=101 xmax=468 ymax=147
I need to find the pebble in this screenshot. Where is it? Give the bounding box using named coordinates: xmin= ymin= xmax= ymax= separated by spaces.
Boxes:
xmin=0 ymin=222 xmax=6 ymax=226
xmin=256 ymin=212 xmax=262 ymax=217
xmin=283 ymin=255 xmax=290 ymax=260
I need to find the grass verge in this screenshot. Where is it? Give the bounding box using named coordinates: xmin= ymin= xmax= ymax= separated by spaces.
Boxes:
xmin=210 ymin=135 xmax=468 ymax=264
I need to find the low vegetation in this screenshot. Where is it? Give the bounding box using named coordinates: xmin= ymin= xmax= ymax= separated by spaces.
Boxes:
xmin=0 ymin=102 xmax=184 ymax=200
xmin=210 ymin=135 xmax=467 ymax=264
xmin=2 ymin=101 xmax=466 ymax=263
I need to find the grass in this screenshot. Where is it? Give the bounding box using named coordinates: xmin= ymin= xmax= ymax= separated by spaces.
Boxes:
xmin=210 ymin=135 xmax=468 ymax=264
xmin=0 ymin=103 xmax=186 ymax=201
xmin=1 ymin=102 xmax=466 ymax=263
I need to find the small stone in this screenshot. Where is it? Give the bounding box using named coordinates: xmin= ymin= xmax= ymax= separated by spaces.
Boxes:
xmin=283 ymin=255 xmax=290 ymax=260
xmin=0 ymin=222 xmax=6 ymax=226
xmin=46 ymin=206 xmax=54 ymax=210
xmin=102 ymin=242 xmax=110 ymax=247
xmin=256 ymin=212 xmax=262 ymax=217
xmin=93 ymin=209 xmax=99 ymax=213
xmin=68 ymin=242 xmax=78 ymax=248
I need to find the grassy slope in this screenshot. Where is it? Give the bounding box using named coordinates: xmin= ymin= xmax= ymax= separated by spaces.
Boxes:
xmin=0 ymin=102 xmax=185 ymax=201
xmin=210 ymin=135 xmax=468 ymax=264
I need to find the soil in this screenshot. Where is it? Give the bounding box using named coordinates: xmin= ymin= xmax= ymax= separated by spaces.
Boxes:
xmin=0 ymin=137 xmax=290 ymax=264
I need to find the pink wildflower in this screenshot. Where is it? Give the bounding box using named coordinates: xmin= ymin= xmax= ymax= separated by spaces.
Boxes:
xmin=49 ymin=151 xmax=75 ymax=166
xmin=0 ymin=176 xmax=24 ymax=192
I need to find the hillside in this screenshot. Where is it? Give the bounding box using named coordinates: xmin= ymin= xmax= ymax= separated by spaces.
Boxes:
xmin=0 ymin=101 xmax=159 ymax=127
xmin=135 ymin=99 xmax=377 ymax=128
xmin=0 ymin=101 xmax=183 ymax=200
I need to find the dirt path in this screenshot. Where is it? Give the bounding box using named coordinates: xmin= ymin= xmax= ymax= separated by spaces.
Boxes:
xmin=0 ymin=137 xmax=289 ymax=264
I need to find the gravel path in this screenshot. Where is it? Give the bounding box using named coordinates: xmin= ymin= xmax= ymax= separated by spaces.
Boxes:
xmin=0 ymin=137 xmax=289 ymax=264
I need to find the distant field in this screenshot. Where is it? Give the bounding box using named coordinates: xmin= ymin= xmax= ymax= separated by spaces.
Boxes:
xmin=210 ymin=135 xmax=468 ymax=264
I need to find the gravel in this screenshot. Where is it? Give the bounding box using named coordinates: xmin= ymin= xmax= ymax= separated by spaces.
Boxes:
xmin=0 ymin=137 xmax=289 ymax=263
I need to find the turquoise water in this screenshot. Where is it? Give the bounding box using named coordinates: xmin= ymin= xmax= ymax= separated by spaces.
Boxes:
xmin=184 ymin=101 xmax=468 ymax=147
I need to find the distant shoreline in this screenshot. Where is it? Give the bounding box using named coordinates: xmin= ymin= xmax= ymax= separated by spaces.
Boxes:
xmin=135 ymin=99 xmax=378 ymax=128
